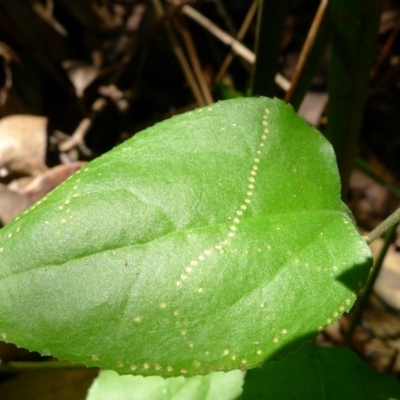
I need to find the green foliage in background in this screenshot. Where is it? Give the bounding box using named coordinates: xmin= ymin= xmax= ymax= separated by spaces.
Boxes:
xmin=243 ymin=342 xmax=400 ymax=399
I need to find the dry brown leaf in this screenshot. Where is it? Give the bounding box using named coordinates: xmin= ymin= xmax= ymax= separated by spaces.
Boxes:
xmin=20 ymin=162 xmax=87 ymax=201
xmin=0 ymin=183 xmax=31 ymax=226
xmin=0 ymin=115 xmax=48 ymax=177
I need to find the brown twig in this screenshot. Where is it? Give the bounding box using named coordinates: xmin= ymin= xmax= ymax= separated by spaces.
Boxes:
xmin=370 ymin=11 xmax=400 ymax=80
xmin=181 ymin=4 xmax=255 ymax=63
xmin=284 ymin=0 xmax=328 ymax=103
xmin=177 ymin=2 xmax=290 ymax=91
xmin=31 ymin=0 xmax=68 ymax=36
xmin=215 ymin=0 xmax=259 ymax=83
xmin=151 ymin=0 xmax=206 ymax=106
xmin=58 ymin=98 xmax=107 ymax=156
xmin=174 ymin=17 xmax=213 ymax=105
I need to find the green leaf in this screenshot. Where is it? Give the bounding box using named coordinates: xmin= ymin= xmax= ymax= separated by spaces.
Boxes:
xmin=86 ymin=370 xmax=243 ymax=400
xmin=0 ymin=97 xmax=371 ymax=376
xmin=242 ymin=342 xmax=400 ymax=400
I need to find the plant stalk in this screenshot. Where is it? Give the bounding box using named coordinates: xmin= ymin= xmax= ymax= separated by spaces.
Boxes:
xmin=326 ymin=0 xmax=381 ymax=199
xmin=251 ymin=0 xmax=288 ymax=96
xmin=365 ymin=207 xmax=400 ymax=244
xmin=346 ymin=222 xmax=397 ymax=342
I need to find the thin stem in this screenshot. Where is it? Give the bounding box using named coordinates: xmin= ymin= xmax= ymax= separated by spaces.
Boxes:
xmin=365 ymin=207 xmax=400 ymax=244
xmin=251 ymin=0 xmax=289 ymax=95
xmin=370 ymin=10 xmax=400 ymax=79
xmin=284 ymin=0 xmax=328 ymax=104
xmin=346 ymin=223 xmax=397 ymax=342
xmin=152 ymin=0 xmax=205 ymax=106
xmin=215 ymin=0 xmax=259 ymax=83
xmin=59 ymin=98 xmax=107 ymax=156
xmin=181 ymin=4 xmax=255 ymax=63
xmin=179 ymin=3 xmax=290 ymax=91
xmin=175 ymin=18 xmax=214 ymax=105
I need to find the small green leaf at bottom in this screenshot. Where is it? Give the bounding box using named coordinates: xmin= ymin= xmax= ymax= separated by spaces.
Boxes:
xmin=86 ymin=370 xmax=244 ymax=400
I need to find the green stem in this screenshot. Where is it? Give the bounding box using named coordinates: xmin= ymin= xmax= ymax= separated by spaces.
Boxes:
xmin=346 ymin=222 xmax=397 ymax=342
xmin=365 ymin=207 xmax=400 ymax=244
xmin=251 ymin=0 xmax=288 ymax=96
